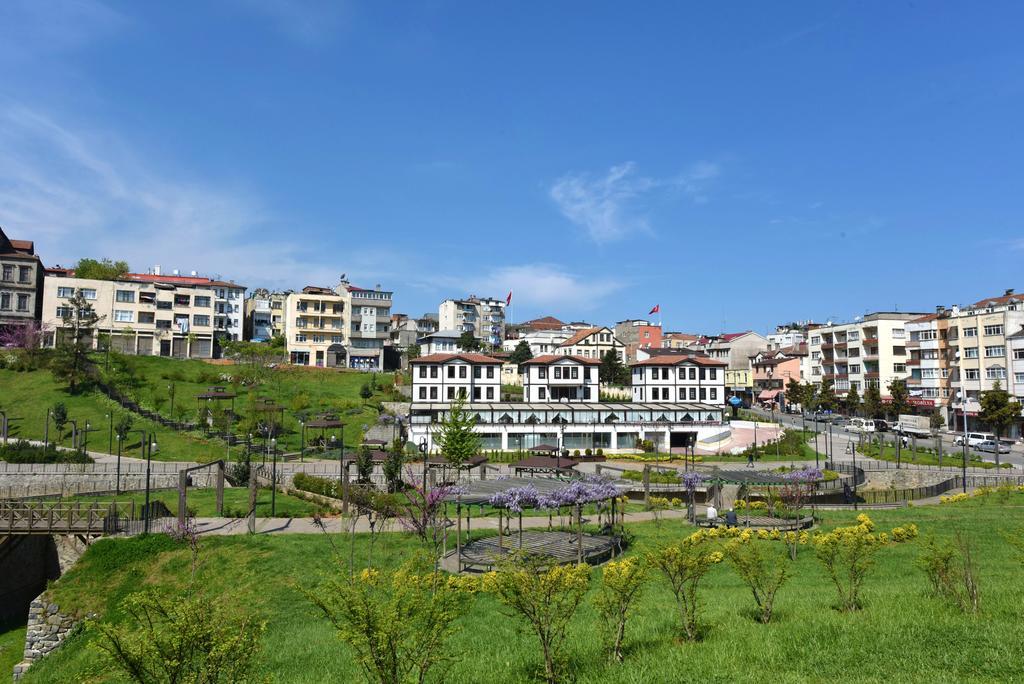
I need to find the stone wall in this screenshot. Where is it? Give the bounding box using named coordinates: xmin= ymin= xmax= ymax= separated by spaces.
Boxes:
xmin=11 ymin=598 xmax=86 ymax=681
xmin=0 ymin=472 xmax=218 ymax=498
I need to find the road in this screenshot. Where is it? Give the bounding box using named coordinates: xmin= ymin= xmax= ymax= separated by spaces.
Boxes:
xmin=751 ymin=408 xmax=1024 ymax=469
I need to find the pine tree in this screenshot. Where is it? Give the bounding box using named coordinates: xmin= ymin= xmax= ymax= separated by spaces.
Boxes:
xmin=509 ymin=340 xmax=533 ymax=365
xmin=50 ymin=289 xmax=101 ymax=393
xmin=844 ymin=385 xmax=861 ymax=416
xmin=432 ymin=395 xmax=481 ymax=469
xmin=886 ymin=378 xmax=911 ymax=420
xmin=785 ymin=377 xmax=803 ymax=410
xmin=862 ymin=384 xmax=883 ymax=419
xmin=599 ymin=350 xmax=629 ymax=386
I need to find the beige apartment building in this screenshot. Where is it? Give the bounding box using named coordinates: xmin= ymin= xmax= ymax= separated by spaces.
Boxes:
xmin=285 ymin=279 xmax=392 ymax=370
xmin=42 ymin=275 xmax=217 ymax=358
xmin=0 ymin=227 xmax=44 ymax=334
xmin=807 ymin=312 xmax=925 ymax=399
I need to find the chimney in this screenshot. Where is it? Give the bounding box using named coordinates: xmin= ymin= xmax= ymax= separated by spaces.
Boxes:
xmin=936 ymin=305 xmax=945 ymax=314
xmin=191 ymin=270 xmax=198 ymax=277
xmin=172 ymin=269 xmax=180 ymax=276
xmin=153 ymin=265 xmax=161 ymax=276
xmin=1005 ymin=288 xmax=1015 ymax=296
xmin=951 ymin=305 xmax=960 ymax=316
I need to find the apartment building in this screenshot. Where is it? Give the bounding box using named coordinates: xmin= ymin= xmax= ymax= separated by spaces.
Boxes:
xmin=245 ymin=289 xmax=288 ymax=342
xmin=0 ymin=227 xmax=44 ymax=334
xmin=698 ymin=331 xmax=768 ymax=369
xmin=614 ymin=320 xmax=663 ymax=363
xmin=418 ymin=329 xmax=464 ymax=356
xmin=285 ymin=278 xmax=392 ymax=370
xmin=557 ymin=326 xmax=625 ymax=361
xmin=409 ymin=353 xmax=503 ymax=403
xmin=438 ymin=296 xmax=505 ymax=347
xmin=905 ymin=311 xmax=955 ymax=422
xmin=209 ymin=280 xmax=247 ymax=342
xmin=1009 ymin=326 xmax=1024 ymax=414
xmin=661 ymin=332 xmax=699 ymax=349
xmin=521 ymin=355 xmax=601 ymax=402
xmin=946 ymin=290 xmax=1024 ymax=436
xmin=766 ymin=325 xmax=808 ymax=351
xmin=751 ymin=348 xmax=804 ymax=408
xmin=629 ymin=355 xmax=727 ymax=404
xmin=807 ymin=312 xmax=925 ymax=399
xmin=389 ymin=313 xmax=437 ymax=350
xmin=41 ymin=274 xmax=216 ymax=358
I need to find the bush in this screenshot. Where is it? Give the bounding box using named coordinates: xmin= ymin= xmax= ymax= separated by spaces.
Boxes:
xmin=585 ymin=448 xmax=592 ymax=457
xmin=724 ymin=534 xmax=789 ymax=623
xmin=0 ymin=440 xmax=92 ymax=464
xmin=293 ymin=472 xmax=341 ymax=499
xmin=594 ymin=557 xmax=648 ymax=662
xmin=648 ymin=530 xmax=724 ymax=640
xmin=573 ymin=449 xmax=581 ymax=457
xmin=596 ymin=448 xmax=604 ymax=457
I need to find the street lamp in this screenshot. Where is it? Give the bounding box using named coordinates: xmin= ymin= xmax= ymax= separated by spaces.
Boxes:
xmin=0 ymin=410 xmax=7 ymax=445
xmin=131 ymin=430 xmax=157 ymax=533
xmin=299 ymin=419 xmax=306 ymax=461
xmin=115 ymin=433 xmax=123 ymax=494
xmin=43 ymin=408 xmax=50 ymax=452
xmin=68 ymin=420 xmax=79 ymax=452
xmin=106 ymin=412 xmax=113 ymax=455
xmin=168 ymin=383 xmax=176 ymax=422
xmin=84 ymin=421 xmax=91 ymax=452
xmin=269 ymin=437 xmax=278 ymax=516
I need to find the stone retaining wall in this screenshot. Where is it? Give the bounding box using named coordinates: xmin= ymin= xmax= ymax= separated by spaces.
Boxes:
xmin=12 ymin=597 xmax=86 ymax=681
xmin=1 ymin=472 xmax=218 ymax=498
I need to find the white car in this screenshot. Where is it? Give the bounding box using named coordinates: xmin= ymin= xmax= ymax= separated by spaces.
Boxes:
xmin=845 ymin=418 xmax=875 ymax=434
xmin=953 ymin=432 xmax=996 ymax=448
xmin=975 ymin=440 xmax=1011 ymax=454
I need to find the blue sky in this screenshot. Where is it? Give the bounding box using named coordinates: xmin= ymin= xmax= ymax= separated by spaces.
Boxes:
xmin=1 ymin=1 xmax=1022 ymax=334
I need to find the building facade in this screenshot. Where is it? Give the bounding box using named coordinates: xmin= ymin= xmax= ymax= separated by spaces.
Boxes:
xmin=438 ymin=296 xmax=506 ymax=347
xmin=245 ymin=289 xmax=288 ymax=342
xmin=284 ymin=279 xmax=392 ymax=370
xmin=557 ymin=326 xmax=625 ymax=361
xmin=521 ymin=355 xmax=601 ymax=402
xmin=629 ymin=355 xmax=727 ymax=404
xmin=409 ymin=353 xmax=502 ymax=402
xmin=209 ymin=281 xmax=247 ymax=343
xmin=614 ymin=320 xmax=663 ymax=364
xmin=501 ymin=328 xmax=571 ymax=356
xmin=41 ymin=275 xmax=217 ymax=358
xmin=751 ymin=349 xmax=803 ymax=408
xmin=0 ymin=227 xmax=44 ymax=334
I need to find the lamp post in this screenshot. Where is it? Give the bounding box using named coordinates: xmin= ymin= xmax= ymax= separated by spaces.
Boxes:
xmin=814 ymin=412 xmax=820 ymax=469
xmin=0 ymin=410 xmax=7 ymax=445
xmin=43 ymin=408 xmax=50 ymax=452
xmin=960 ymin=393 xmax=969 ymax=494
xmin=131 ymin=430 xmax=157 ymax=533
xmin=269 ymin=437 xmax=278 ymax=516
xmin=299 ymin=420 xmax=306 ymax=462
xmin=168 ymin=383 xmax=176 ymax=422
xmin=84 ymin=421 xmax=91 ymax=452
xmin=106 ymin=412 xmax=113 ymax=455
xmin=68 ymin=420 xmax=79 ymax=452
xmin=115 ymin=433 xmax=123 ymax=494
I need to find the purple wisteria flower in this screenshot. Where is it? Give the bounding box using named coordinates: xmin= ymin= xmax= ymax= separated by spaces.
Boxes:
xmin=489 ymin=485 xmax=540 ymax=513
xmin=682 ymin=471 xmax=705 ymax=492
xmin=783 ymin=467 xmax=823 ymax=483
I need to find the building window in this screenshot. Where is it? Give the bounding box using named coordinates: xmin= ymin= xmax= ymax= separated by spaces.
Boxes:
xmin=80 ymin=289 xmax=97 ymax=300
xmin=983 ymin=324 xmax=1004 ymax=336
xmin=964 ymin=369 xmax=980 ymax=380
xmin=296 ymin=333 xmax=307 ymax=342
xmin=964 ymin=347 xmax=979 ymax=359
xmin=15 ymin=294 xmax=28 ymax=311
xmin=538 ymin=367 xmax=547 ymax=379
xmin=18 ymin=266 xmax=31 ymax=283
xmin=430 ymin=366 xmax=438 ymax=378
xmin=446 ymin=387 xmax=455 ymax=400
xmin=447 ymin=365 xmax=455 ymax=378
xmin=689 ymin=388 xmax=697 ymax=400
xmin=473 ymin=366 xmax=481 ymax=379
xmin=193 ymin=315 xmax=210 ymax=326
xmin=486 ymin=367 xmax=495 ymax=379
xmin=710 ymin=388 xmax=717 ymax=401
xmin=0 ymin=293 xmax=9 ymax=310
xmin=115 ymin=290 xmax=135 ymax=303
xmin=893 ymin=363 xmax=906 ymax=373
xmin=1014 ymin=372 xmax=1024 ymax=384
xmin=486 ymin=387 xmax=494 ymax=400
xmin=1 ymin=265 xmax=11 ymax=281
xmin=985 ymin=367 xmax=1006 ymax=380
xmin=419 ymin=367 xmax=427 ymax=378
xmin=700 ymin=388 xmax=706 ymax=401
xmin=811 ymin=336 xmax=821 ymax=345
xmin=113 ymin=310 xmax=133 ymax=323
xmin=57 ymin=286 xmax=75 ymax=298
xmin=689 ymin=368 xmax=696 ymax=380
xmin=963 ymin=327 xmax=977 ymax=338
xmin=708 ymin=368 xmax=717 ymax=380
xmin=458 ymin=366 xmax=467 ymax=379
xmin=429 ymin=387 xmax=437 ymax=400
xmin=195 ymin=296 xmax=211 ymax=308
xmin=984 ymin=346 xmax=1005 ymax=358
xmin=419 ymin=387 xmax=426 ymax=400
xmin=571 ymin=367 xmax=579 ymax=379
xmin=139 ymin=312 xmax=155 ymax=324
xmin=1015 ymin=349 xmax=1024 ymax=360
xmin=539 ymin=387 xmax=546 ymax=400
xmin=174 ymin=294 xmax=190 ymax=306
xmin=473 ymin=387 xmax=481 ymax=400
xmin=892 ymin=328 xmax=905 ymax=339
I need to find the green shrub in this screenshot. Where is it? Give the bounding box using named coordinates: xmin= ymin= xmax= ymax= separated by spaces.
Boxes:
xmin=0 ymin=439 xmax=93 ymax=464
xmin=293 ymin=472 xmax=341 ymax=498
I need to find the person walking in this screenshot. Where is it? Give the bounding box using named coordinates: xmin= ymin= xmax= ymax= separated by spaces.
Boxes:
xmin=747 ymin=451 xmax=755 ymax=468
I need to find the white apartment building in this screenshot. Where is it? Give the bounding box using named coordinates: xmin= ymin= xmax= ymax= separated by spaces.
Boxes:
xmin=42 ymin=275 xmax=216 ymax=358
xmin=557 ymin=326 xmax=625 ymax=361
xmin=418 ymin=329 xmax=464 ymax=356
xmin=409 ymin=353 xmax=503 ymax=403
xmin=1009 ymin=326 xmax=1024 ymax=411
xmin=285 ymin=279 xmax=393 ymax=370
xmin=766 ymin=328 xmax=806 ymax=351
xmin=438 ymin=296 xmax=506 ymax=347
xmin=501 ymin=328 xmax=572 ymax=356
xmin=698 ymin=331 xmax=768 ymax=370
xmin=207 ymin=280 xmax=246 ymax=342
xmin=245 ymin=289 xmax=288 ymax=342
xmin=629 ymin=355 xmax=727 ymax=404
xmin=521 ymin=355 xmax=601 ymax=402
xmin=807 ymin=312 xmax=925 ymax=398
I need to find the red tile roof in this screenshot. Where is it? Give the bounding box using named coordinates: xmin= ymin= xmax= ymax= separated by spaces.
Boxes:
xmin=9 ymin=239 xmax=34 ymax=252
xmin=630 ymin=354 xmax=727 ymax=367
xmin=520 ymin=354 xmax=601 ymax=366
xmin=123 ymin=273 xmax=245 ymax=289
xmin=971 ymin=291 xmax=1023 ymax=308
xmin=720 ymin=331 xmax=753 ymax=342
xmin=409 ymin=353 xmax=503 ymax=365
xmin=521 ymin=315 xmax=565 ymax=330
xmin=558 ymin=327 xmax=607 ymax=347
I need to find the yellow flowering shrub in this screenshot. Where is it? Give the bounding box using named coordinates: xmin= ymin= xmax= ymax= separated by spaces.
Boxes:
xmin=723 ymin=534 xmax=790 ymax=623
xmin=594 ymin=558 xmax=649 ymax=662
xmin=648 ymin=533 xmax=724 ymax=640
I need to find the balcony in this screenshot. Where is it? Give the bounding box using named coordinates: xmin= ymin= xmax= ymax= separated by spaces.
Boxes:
xmin=863 ymin=353 xmax=879 ymax=362
xmin=834 ymin=341 xmax=847 ymax=349
xmin=906 ymin=358 xmax=920 ymax=366
xmin=906 ymin=339 xmax=920 ymax=348
xmin=821 ymin=343 xmax=835 ymax=351
xmin=862 ymin=337 xmax=879 ymax=346
xmin=824 ymin=373 xmax=849 ymax=381
xmin=907 ymin=377 xmax=922 ymax=386
xmin=865 ymin=371 xmax=880 ymax=379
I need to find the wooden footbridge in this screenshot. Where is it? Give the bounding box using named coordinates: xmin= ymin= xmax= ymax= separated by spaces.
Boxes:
xmin=0 ymin=500 xmax=163 ymax=536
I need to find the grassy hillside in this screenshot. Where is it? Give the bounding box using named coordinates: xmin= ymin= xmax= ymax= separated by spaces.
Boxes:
xmin=56 ymin=487 xmax=327 ymax=518
xmin=19 ymin=495 xmax=1024 ymax=683
xmin=0 ymin=354 xmax=398 ymax=462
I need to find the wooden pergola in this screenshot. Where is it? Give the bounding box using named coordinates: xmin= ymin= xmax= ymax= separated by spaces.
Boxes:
xmin=510 ymin=455 xmax=580 ymax=477
xmin=304 ymin=415 xmax=345 ymax=456
xmin=195 ymin=386 xmax=237 ymax=434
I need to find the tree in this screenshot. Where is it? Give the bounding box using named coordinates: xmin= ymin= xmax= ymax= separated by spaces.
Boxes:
xmin=862 ymin=384 xmax=883 ymax=419
xmin=51 ymin=402 xmax=68 ymax=443
xmin=115 ymin=414 xmax=133 ymax=443
xmin=509 ymin=340 xmax=533 ymax=365
xmin=723 ymin=537 xmax=789 ymax=624
xmin=483 ymin=556 xmax=591 ymax=684
xmin=359 ymin=383 xmax=373 ymax=403
xmin=432 ymin=395 xmax=481 ymax=469
xmin=816 ymin=379 xmax=837 ymax=414
xmin=929 ymin=409 xmax=945 ymax=431
xmin=593 ymin=557 xmax=648 ymax=662
xmin=403 ymin=343 xmax=421 ymax=362
xmin=355 ymin=445 xmax=374 ymax=484
xmin=844 ymin=385 xmax=861 ymax=416
xmin=887 ymin=378 xmax=911 ymax=420
xmin=785 ymin=377 xmax=803 ymax=411
xmin=73 ymin=257 xmax=130 ymax=280
xmin=979 ymin=380 xmax=1022 ymax=468
xmin=599 ymin=350 xmax=629 ymax=386
xmin=648 ymin=530 xmax=724 ymax=640
xmin=50 ymin=289 xmax=101 ymax=393
xmin=800 ymin=382 xmax=817 ymax=412
xmin=383 ymin=438 xmax=404 ymax=492
xmin=456 ymin=331 xmax=481 ymax=352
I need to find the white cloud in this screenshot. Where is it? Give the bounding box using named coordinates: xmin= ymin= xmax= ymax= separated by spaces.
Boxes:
xmin=417 ymin=263 xmax=623 ymax=316
xmin=550 ymin=161 xmax=720 ymax=243
xmin=0 ymin=104 xmax=393 ymax=290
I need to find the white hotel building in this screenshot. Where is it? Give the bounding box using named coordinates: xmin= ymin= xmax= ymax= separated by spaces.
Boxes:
xmin=408 ymin=353 xmax=727 ymax=453
xmin=630 ymin=355 xmax=727 ymax=405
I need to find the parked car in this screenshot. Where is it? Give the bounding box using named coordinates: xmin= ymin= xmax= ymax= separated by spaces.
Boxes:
xmin=954 ymin=432 xmax=997 ymax=448
xmin=832 ymin=417 xmax=850 ymax=429
xmin=873 ymin=419 xmax=890 ymax=433
xmin=974 ymin=439 xmax=1010 ymax=454
xmin=846 ymin=417 xmax=875 ymax=434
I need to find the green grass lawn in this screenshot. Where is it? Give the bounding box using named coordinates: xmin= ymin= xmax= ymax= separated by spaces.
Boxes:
xmin=0 ymin=355 xmax=395 ymax=462
xmin=0 ymin=624 xmax=26 ymax=679
xmin=857 ymin=443 xmax=1012 ymax=470
xmin=18 ymin=494 xmax=1024 ymax=683
xmin=56 ymin=487 xmax=327 ymax=518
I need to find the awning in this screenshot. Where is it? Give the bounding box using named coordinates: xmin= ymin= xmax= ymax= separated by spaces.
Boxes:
xmin=758 ymin=389 xmax=781 ymax=400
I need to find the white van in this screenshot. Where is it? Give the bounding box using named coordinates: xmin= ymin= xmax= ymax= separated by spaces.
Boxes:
xmin=954 ymin=432 xmax=996 ymax=448
xmin=846 ymin=418 xmax=875 ymax=434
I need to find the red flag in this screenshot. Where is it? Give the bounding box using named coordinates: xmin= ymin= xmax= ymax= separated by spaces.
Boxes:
xmin=649 ymin=304 xmax=659 ymax=315
xmin=506 ymin=290 xmax=512 ymax=306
